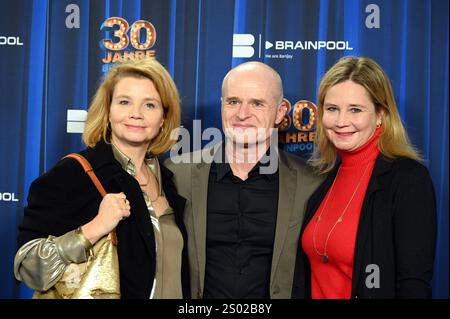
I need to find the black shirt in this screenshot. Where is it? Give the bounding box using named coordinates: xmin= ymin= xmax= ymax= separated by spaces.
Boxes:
xmin=204 ymin=160 xmax=279 ymax=298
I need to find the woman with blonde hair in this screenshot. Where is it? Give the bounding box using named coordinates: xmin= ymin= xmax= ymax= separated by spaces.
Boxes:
xmin=15 ymin=58 xmax=189 ymax=298
xmin=292 ymin=56 xmax=436 ymax=299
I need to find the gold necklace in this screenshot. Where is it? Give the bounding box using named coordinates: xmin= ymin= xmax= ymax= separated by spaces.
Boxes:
xmin=139 ymin=166 xmax=150 ymax=187
xmin=312 ymin=162 xmax=370 ymax=263
xmin=139 ymin=167 xmax=162 ymax=203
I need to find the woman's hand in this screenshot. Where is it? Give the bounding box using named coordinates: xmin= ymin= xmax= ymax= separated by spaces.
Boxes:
xmin=80 ymin=192 xmax=130 ymax=245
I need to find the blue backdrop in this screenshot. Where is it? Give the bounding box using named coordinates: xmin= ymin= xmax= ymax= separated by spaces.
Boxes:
xmin=0 ymin=0 xmax=448 ymax=299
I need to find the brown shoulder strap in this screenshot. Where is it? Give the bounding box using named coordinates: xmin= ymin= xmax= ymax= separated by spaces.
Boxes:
xmin=64 ymin=153 xmax=107 ymax=197
xmin=64 ymin=153 xmax=117 ymax=246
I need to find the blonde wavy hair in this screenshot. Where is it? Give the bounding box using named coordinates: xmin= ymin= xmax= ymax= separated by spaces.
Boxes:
xmin=311 ymin=56 xmax=422 ymax=174
xmin=82 ymin=58 xmax=180 ymax=155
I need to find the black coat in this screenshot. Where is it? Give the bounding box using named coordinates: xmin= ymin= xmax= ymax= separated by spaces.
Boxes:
xmin=18 ymin=141 xmax=190 ymax=298
xmin=292 ymin=155 xmax=437 ymax=299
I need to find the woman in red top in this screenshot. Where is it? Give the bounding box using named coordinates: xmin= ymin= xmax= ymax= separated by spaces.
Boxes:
xmin=292 ymin=56 xmax=437 ymax=299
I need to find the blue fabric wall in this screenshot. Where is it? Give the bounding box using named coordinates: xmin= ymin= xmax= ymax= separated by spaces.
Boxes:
xmin=0 ymin=0 xmax=447 ymax=299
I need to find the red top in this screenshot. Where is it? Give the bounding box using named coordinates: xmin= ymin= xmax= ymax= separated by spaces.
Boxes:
xmin=302 ymin=128 xmax=381 ymax=299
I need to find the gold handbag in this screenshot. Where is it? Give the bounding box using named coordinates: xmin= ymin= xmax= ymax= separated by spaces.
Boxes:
xmin=33 ymin=153 xmax=120 ymax=299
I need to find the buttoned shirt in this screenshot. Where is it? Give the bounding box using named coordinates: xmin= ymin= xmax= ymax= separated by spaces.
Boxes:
xmin=204 ymin=160 xmax=279 ymax=298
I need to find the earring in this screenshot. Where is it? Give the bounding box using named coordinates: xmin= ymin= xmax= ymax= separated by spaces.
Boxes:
xmin=376 ymin=123 xmax=381 ymax=128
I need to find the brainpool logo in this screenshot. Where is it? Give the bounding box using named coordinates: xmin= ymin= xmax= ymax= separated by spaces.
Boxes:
xmin=0 ymin=192 xmax=19 ymax=202
xmin=67 ymin=109 xmax=87 ymax=133
xmin=232 ymin=33 xmax=353 ymax=60
xmin=0 ymin=36 xmax=23 ymax=46
xmin=233 ymin=33 xmax=270 ymax=58
xmin=271 ymin=40 xmax=353 ymax=51
xmin=233 ymin=34 xmax=258 ymax=58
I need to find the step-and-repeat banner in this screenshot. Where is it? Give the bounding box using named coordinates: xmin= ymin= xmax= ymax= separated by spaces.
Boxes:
xmin=1 ymin=0 xmax=448 ymax=298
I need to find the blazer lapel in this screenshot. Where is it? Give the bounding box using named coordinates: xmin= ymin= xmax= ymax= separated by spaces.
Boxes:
xmin=270 ymin=151 xmax=297 ymax=284
xmin=112 ymin=171 xmax=156 ymax=257
xmin=191 ymin=161 xmax=211 ymax=292
xmin=351 ymin=156 xmax=392 ymax=297
xmin=160 ymin=165 xmax=186 ymax=219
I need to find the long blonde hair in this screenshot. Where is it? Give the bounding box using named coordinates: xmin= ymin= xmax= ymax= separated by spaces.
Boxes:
xmin=311 ymin=56 xmax=421 ymax=174
xmin=82 ymin=58 xmax=180 ymax=155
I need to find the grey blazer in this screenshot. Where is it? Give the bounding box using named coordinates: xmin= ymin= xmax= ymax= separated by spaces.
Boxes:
xmin=165 ymin=146 xmax=323 ymax=298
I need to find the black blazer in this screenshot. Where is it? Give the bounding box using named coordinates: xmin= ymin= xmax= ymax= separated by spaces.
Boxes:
xmin=292 ymin=155 xmax=437 ymax=299
xmin=18 ymin=141 xmax=190 ymax=298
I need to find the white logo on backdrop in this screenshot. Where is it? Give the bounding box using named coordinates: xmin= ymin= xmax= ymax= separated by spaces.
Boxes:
xmin=67 ymin=109 xmax=87 ymax=133
xmin=0 ymin=193 xmax=19 ymax=202
xmin=232 ymin=33 xmax=353 ymax=60
xmin=232 ymin=34 xmax=261 ymax=58
xmin=0 ymin=36 xmax=23 ymax=46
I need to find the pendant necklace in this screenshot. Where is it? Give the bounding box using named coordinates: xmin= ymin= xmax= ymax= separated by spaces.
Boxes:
xmin=312 ymin=162 xmax=370 ymax=263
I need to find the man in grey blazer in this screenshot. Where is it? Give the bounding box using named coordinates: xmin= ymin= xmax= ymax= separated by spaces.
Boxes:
xmin=166 ymin=62 xmax=322 ymax=298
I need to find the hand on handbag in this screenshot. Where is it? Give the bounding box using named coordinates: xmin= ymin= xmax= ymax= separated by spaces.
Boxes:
xmin=81 ymin=192 xmax=130 ymax=245
xmin=33 ymin=153 xmax=121 ymax=299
